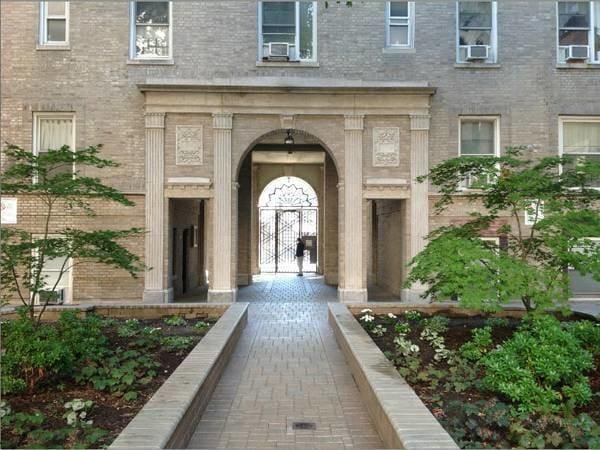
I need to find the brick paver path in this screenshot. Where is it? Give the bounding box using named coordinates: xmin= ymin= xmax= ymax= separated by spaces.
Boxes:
xmin=188 ymin=274 xmax=384 ymax=449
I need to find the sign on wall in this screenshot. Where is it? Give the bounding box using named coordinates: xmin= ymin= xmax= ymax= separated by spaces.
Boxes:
xmin=1 ymin=198 xmax=17 ymax=224
xmin=373 ymin=127 xmax=400 ymax=167
xmin=176 ymin=125 xmax=203 ymax=165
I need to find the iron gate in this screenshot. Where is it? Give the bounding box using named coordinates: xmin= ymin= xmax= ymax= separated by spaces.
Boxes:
xmin=259 ymin=208 xmax=317 ymax=273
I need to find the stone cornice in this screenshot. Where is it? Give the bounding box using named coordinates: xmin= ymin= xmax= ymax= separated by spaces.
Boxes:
xmin=138 ymin=77 xmax=436 ymax=95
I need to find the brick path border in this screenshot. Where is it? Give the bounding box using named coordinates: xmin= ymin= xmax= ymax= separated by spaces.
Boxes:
xmin=110 ymin=302 xmax=248 ymax=450
xmin=328 ymin=303 xmax=459 ymax=450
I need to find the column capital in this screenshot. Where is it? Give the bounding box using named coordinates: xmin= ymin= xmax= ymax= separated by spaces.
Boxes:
xmin=344 ymin=114 xmax=364 ymax=131
xmin=145 ymin=112 xmax=165 ymax=129
xmin=213 ymin=112 xmax=233 ymax=129
xmin=410 ymin=114 xmax=430 ymax=131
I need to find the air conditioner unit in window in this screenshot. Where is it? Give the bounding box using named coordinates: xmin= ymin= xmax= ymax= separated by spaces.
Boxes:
xmin=265 ymin=42 xmax=290 ymax=61
xmin=566 ymin=45 xmax=589 ymax=61
xmin=466 ymin=45 xmax=489 ymax=61
xmin=38 ymin=288 xmax=65 ymax=305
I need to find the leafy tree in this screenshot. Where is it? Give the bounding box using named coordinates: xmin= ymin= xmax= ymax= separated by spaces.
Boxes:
xmin=1 ymin=144 xmax=144 ymax=323
xmin=405 ymin=146 xmax=600 ymax=312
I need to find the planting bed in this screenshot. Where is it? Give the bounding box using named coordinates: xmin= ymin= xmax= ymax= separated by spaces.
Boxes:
xmin=356 ymin=309 xmax=600 ymax=449
xmin=1 ymin=313 xmax=217 ymax=449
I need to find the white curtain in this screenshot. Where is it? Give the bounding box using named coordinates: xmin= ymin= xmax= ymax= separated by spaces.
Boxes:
xmin=564 ymin=122 xmax=600 ymax=154
xmin=39 ymin=118 xmax=72 ymax=153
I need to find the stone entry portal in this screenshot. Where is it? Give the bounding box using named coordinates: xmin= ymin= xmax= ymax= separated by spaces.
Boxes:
xmin=139 ymin=79 xmax=435 ymax=303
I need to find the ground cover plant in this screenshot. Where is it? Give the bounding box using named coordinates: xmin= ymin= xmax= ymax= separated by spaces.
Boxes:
xmin=358 ymin=309 xmax=600 ymax=449
xmin=0 ymin=311 xmax=215 ymax=449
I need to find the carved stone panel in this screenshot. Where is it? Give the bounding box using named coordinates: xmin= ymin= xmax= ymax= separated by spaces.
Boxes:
xmin=373 ymin=127 xmax=400 ymax=167
xmin=176 ymin=125 xmax=203 ymax=165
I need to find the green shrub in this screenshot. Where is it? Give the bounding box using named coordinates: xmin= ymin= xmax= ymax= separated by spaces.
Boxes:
xmin=482 ymin=316 xmax=594 ymax=414
xmin=1 ymin=311 xmax=109 ymax=394
xmin=2 ymin=313 xmax=73 ymax=393
xmin=163 ymin=315 xmax=187 ymax=326
xmin=459 ymin=326 xmax=493 ymax=361
xmin=422 ymin=316 xmax=450 ymax=335
xmin=562 ymin=320 xmax=600 ymax=356
xmin=194 ymin=321 xmax=210 ymax=333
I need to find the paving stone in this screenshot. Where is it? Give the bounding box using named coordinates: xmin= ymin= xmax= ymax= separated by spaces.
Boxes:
xmin=187 ymin=274 xmax=383 ymax=449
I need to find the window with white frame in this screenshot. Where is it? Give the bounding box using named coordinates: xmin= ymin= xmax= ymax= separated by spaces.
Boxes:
xmin=569 ymin=238 xmax=600 ymax=298
xmin=33 ymin=113 xmax=75 ymax=182
xmin=386 ymin=2 xmax=414 ymax=48
xmin=130 ymin=1 xmax=171 ymax=59
xmin=459 ymin=117 xmax=500 ymax=188
xmin=524 ymin=200 xmax=545 ymax=226
xmin=560 ymin=118 xmax=600 ymax=187
xmin=259 ymin=1 xmax=316 ymax=62
xmin=557 ymin=2 xmax=600 ymax=63
xmin=457 ymin=1 xmax=497 ymax=63
xmin=32 ymin=240 xmax=73 ymax=305
xmin=39 ymin=1 xmax=69 ymax=45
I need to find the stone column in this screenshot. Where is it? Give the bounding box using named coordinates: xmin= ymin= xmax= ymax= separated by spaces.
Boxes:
xmin=339 ymin=115 xmax=367 ymax=302
xmin=143 ymin=112 xmax=172 ymax=303
xmin=208 ymin=112 xmax=236 ymax=302
xmin=403 ymin=114 xmax=430 ymax=302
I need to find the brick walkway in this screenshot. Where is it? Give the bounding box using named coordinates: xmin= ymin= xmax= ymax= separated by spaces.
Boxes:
xmin=187 ymin=274 xmax=383 ymax=449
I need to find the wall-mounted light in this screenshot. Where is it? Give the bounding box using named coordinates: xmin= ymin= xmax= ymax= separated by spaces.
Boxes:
xmin=284 ymin=129 xmax=294 ymax=145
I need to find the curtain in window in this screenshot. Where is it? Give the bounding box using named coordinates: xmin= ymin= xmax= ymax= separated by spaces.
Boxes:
xmin=461 ymin=121 xmax=495 ymax=155
xmin=563 ymin=122 xmax=600 ymax=154
xmin=39 ymin=118 xmax=73 ymax=153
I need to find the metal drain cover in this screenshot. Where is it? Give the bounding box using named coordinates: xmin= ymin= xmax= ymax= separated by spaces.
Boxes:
xmin=292 ymin=421 xmax=316 ymax=430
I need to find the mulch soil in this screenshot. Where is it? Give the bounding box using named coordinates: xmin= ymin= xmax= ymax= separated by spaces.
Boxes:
xmin=3 ymin=318 xmax=214 ymax=449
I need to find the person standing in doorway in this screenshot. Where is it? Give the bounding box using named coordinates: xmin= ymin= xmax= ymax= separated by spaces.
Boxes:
xmin=295 ymin=237 xmax=305 ymax=276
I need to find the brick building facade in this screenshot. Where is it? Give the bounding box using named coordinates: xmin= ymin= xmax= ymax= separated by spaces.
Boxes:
xmin=1 ymin=1 xmax=599 ymax=303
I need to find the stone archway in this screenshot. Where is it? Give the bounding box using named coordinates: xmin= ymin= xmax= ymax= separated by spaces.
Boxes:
xmin=235 ymin=128 xmax=339 ymax=288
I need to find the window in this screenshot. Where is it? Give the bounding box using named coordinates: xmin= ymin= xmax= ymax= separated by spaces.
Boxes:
xmin=259 ymin=1 xmax=316 ymax=61
xmin=459 ymin=117 xmax=500 ymax=188
xmin=130 ymin=1 xmax=171 ymax=59
xmin=33 ymin=113 xmax=75 ymax=182
xmin=557 ymin=2 xmax=600 ymax=63
xmin=524 ymin=200 xmax=545 ymax=226
xmin=32 ymin=239 xmax=73 ymax=305
xmin=569 ymin=238 xmax=600 ymax=298
xmin=559 ymin=118 xmax=600 ymax=187
xmin=39 ymin=1 xmax=69 ymax=45
xmin=386 ymin=2 xmax=414 ymax=48
xmin=457 ymin=1 xmax=497 ymax=63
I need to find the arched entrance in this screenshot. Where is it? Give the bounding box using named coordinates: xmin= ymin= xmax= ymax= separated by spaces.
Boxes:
xmin=258 ymin=176 xmax=318 ymax=273
xmin=236 ymin=128 xmax=339 ymax=287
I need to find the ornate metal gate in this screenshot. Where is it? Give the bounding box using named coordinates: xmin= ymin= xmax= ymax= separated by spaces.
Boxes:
xmin=259 ymin=208 xmax=317 ymax=273
xmin=258 ymin=176 xmax=319 ymax=273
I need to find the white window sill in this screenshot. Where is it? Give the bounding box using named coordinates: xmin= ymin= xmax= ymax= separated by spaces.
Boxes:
xmin=454 ymin=63 xmax=500 ymax=69
xmin=36 ymin=44 xmax=70 ymax=51
xmin=127 ymin=59 xmax=174 ymax=65
xmin=382 ymin=47 xmax=416 ymax=54
xmin=256 ymin=61 xmax=319 ymax=68
xmin=556 ymin=63 xmax=600 ymax=69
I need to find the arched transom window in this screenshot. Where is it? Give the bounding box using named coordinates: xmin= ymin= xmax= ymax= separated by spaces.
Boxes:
xmin=258 ymin=176 xmax=318 ymax=208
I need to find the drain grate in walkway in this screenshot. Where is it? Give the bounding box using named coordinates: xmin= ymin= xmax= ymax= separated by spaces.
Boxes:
xmin=292 ymin=421 xmax=316 ymax=430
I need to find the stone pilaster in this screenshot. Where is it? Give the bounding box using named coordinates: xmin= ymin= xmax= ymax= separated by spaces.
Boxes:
xmin=339 ymin=115 xmax=367 ymax=302
xmin=208 ymin=112 xmax=236 ymax=303
xmin=403 ymin=114 xmax=430 ymax=302
xmin=143 ymin=112 xmax=172 ymax=303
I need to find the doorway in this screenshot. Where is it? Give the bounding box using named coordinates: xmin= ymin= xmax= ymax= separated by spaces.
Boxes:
xmin=258 ymin=176 xmax=318 ymax=273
